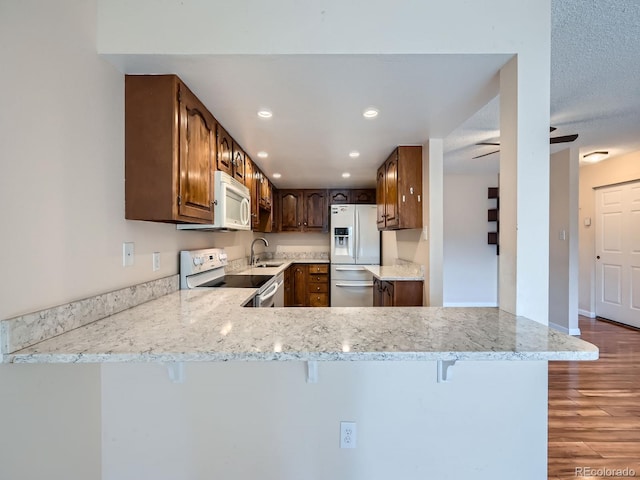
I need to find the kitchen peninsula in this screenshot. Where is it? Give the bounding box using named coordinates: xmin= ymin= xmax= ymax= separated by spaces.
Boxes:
xmin=2 ymin=284 xmax=596 ymax=363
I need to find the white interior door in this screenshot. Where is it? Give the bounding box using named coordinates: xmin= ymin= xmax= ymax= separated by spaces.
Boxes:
xmin=595 ymin=181 xmax=640 ymax=327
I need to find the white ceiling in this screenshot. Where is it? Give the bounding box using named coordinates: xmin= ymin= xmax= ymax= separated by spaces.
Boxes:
xmin=445 ymin=0 xmax=640 ymax=174
xmin=111 ymin=0 xmax=640 ymax=187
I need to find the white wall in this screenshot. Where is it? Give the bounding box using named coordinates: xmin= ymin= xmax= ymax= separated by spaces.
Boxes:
xmin=101 ymin=361 xmax=547 ymax=480
xmin=578 ymin=150 xmax=640 ymax=316
xmin=0 ymin=0 xmax=253 ymax=320
xmin=443 ymin=174 xmax=499 ymax=306
xmin=548 ymin=149 xmax=580 ymax=334
xmin=0 ymin=364 xmax=101 ymax=480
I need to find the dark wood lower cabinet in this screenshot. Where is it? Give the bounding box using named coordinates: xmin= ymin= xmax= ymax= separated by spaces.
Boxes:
xmin=373 ymin=278 xmax=423 ymax=306
xmin=284 ymin=263 xmax=329 ymax=307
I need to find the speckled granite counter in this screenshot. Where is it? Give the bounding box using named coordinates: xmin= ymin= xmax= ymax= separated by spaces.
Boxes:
xmin=3 ymin=287 xmax=597 ymax=363
xmin=364 ymin=264 xmax=424 ymax=281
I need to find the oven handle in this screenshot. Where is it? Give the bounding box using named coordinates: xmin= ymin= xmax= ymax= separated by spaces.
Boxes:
xmin=259 ymin=280 xmax=282 ymax=302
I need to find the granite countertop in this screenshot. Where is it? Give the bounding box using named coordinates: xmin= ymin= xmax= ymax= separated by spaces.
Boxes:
xmin=364 ymin=265 xmax=425 ymax=281
xmin=4 ymin=288 xmax=598 ymax=363
xmin=234 ymin=259 xmax=329 ymax=276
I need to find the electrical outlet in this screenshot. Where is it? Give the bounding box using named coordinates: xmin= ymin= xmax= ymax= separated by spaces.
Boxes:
xmin=123 ymin=242 xmax=135 ymax=267
xmin=153 ymin=252 xmax=160 ymax=271
xmin=340 ymin=421 xmax=356 ymax=449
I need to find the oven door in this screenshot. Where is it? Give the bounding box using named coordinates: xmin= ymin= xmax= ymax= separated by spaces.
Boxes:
xmin=256 ymin=274 xmax=284 ymax=308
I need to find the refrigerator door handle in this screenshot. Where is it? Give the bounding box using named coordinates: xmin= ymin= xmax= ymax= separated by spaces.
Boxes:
xmin=355 ymin=208 xmax=360 ymax=263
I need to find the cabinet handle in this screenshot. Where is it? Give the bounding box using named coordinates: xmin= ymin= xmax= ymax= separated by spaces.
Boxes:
xmin=418 ymin=195 xmax=421 ymax=202
xmin=402 ymin=195 xmax=406 ymax=203
xmin=317 ymin=286 xmax=320 ymax=290
xmin=304 ymin=222 xmax=307 ymax=226
xmin=298 ymin=222 xmax=301 ymax=226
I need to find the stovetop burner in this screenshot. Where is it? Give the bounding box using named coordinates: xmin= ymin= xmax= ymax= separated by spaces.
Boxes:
xmin=198 ymin=274 xmax=274 ymax=290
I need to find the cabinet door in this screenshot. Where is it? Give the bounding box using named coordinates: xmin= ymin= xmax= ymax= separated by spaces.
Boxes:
xmin=329 ymin=189 xmax=350 ymax=205
xmin=382 ymin=281 xmax=395 ymax=306
xmin=384 ymin=154 xmax=399 ymax=228
xmin=376 ymin=164 xmax=386 ymax=228
xmin=177 ymin=84 xmax=215 ymax=221
xmin=279 ymin=190 xmax=302 ymax=231
xmin=373 ymin=278 xmax=383 ymax=306
xmin=245 ymin=158 xmax=259 ymax=230
xmin=284 ymin=266 xmax=292 ymax=306
xmin=261 ymin=177 xmax=272 ymax=209
xmin=353 ymin=189 xmax=376 ymax=204
xmin=232 ymin=141 xmax=245 ymax=182
xmin=291 ymin=264 xmax=308 ymax=307
xmin=303 ymin=190 xmax=328 ymax=232
xmin=216 ymin=125 xmax=233 ymax=175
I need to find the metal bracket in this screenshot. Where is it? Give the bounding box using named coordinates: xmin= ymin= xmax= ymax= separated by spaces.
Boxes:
xmin=306 ymin=361 xmax=318 ymax=383
xmin=167 ymin=362 xmax=185 ymax=383
xmin=437 ymin=360 xmax=457 ymax=383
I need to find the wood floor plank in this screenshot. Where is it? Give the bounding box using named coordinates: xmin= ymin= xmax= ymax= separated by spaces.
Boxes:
xmin=586 ymin=441 xmax=640 ymax=458
xmin=548 ymin=316 xmax=640 ymax=479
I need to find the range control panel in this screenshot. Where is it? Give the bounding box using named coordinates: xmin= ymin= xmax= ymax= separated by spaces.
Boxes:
xmin=180 ymin=248 xmax=228 ymax=276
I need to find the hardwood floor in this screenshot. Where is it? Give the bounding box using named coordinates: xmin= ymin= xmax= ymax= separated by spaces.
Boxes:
xmin=549 ymin=316 xmax=640 ymax=479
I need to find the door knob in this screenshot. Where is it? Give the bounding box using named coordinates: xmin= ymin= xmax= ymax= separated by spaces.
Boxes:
xmin=597 ymin=256 xmax=600 ymax=259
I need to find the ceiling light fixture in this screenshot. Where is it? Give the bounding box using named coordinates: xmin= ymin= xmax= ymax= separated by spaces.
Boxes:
xmin=349 ymin=151 xmax=360 ymax=158
xmin=583 ymin=151 xmax=609 ymax=163
xmin=272 ymin=173 xmax=282 ymax=179
xmin=257 ymin=109 xmax=272 ymax=119
xmin=362 ymin=107 xmax=379 ymax=119
xmin=342 ymin=172 xmax=351 ymax=178
xmin=257 ymin=151 xmax=269 ymax=158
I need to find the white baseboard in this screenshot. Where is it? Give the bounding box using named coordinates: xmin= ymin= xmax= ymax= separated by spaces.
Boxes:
xmin=549 ymin=322 xmax=581 ymax=336
xmin=578 ymin=309 xmax=596 ymax=318
xmin=443 ymin=302 xmax=499 ymax=307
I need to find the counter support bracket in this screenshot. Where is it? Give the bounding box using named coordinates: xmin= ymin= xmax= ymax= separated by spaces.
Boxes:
xmin=437 ymin=360 xmax=456 ymax=383
xmin=167 ymin=362 xmax=185 ymax=383
xmin=306 ymin=361 xmax=318 ymax=383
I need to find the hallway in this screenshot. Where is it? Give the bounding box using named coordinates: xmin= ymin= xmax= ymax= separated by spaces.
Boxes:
xmin=549 ymin=317 xmax=640 ymax=478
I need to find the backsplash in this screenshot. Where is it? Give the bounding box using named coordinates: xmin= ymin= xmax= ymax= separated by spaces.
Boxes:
xmin=263 ymin=251 xmax=329 ymax=260
xmin=1 ymin=275 xmax=179 ymax=355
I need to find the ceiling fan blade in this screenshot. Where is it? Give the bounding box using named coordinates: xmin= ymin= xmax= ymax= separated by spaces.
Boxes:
xmin=472 ymin=150 xmax=500 ymax=159
xmin=550 ymin=126 xmax=557 ymax=133
xmin=476 ymin=142 xmax=501 ymax=146
xmin=550 ymin=134 xmax=578 ymax=144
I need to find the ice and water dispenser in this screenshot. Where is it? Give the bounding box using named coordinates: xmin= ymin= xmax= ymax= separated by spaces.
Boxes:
xmin=333 ymin=227 xmax=352 ymax=257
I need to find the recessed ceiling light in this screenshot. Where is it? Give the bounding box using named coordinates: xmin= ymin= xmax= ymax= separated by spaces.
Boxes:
xmin=362 ymin=107 xmax=379 ymax=119
xmin=349 ymin=151 xmax=360 ymax=158
xmin=582 ymin=151 xmax=609 ymax=163
xmin=257 ymin=109 xmax=272 ymax=119
xmin=272 ymin=173 xmax=282 ymax=179
xmin=257 ymin=151 xmax=268 ymax=158
xmin=342 ymin=172 xmax=351 ymax=178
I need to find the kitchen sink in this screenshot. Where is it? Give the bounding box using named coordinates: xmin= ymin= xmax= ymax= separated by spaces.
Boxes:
xmin=254 ymin=262 xmax=285 ymax=268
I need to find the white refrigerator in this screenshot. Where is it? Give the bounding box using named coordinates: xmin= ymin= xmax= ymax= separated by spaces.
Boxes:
xmin=330 ymin=204 xmax=380 ymax=307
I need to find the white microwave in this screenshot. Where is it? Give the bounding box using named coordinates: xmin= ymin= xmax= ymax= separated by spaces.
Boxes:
xmin=177 ymin=171 xmax=251 ymax=231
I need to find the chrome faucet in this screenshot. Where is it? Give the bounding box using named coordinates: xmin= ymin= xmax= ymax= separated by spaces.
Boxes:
xmin=250 ymin=237 xmax=269 ymax=266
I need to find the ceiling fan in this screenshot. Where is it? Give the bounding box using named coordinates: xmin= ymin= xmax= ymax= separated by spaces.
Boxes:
xmin=472 ymin=127 xmax=578 ymax=159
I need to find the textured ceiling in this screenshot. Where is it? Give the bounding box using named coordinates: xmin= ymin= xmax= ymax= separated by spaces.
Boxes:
xmin=445 ymin=0 xmax=640 ymax=173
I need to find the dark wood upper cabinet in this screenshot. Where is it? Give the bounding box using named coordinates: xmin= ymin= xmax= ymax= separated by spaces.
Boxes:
xmin=329 ymin=189 xmax=351 ymax=204
xmin=376 ymin=146 xmax=422 ymax=230
xmin=353 ymin=189 xmax=376 ymax=204
xmin=279 ymin=190 xmax=303 ymax=231
xmin=124 ymin=74 xmax=215 ymax=223
xmin=303 ymin=190 xmax=328 ymax=232
xmin=232 ymin=141 xmax=245 ymax=182
xmin=216 ymin=125 xmax=233 ymax=176
xmin=329 ymin=189 xmax=375 ymax=205
xmin=277 ymin=189 xmax=328 ymax=233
